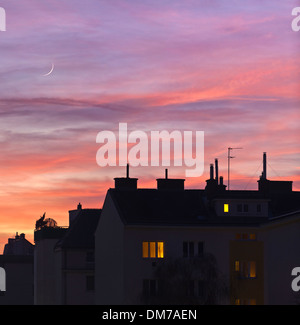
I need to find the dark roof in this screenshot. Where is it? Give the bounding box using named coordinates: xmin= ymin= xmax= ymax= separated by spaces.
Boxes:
xmin=109 ymin=187 xmax=300 ymax=227
xmin=55 ymin=209 xmax=101 ymax=250
xmin=110 ymin=188 xmax=208 ymax=226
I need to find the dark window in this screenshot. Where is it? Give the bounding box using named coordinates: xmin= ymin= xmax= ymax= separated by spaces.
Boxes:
xmin=187 ymin=280 xmax=195 ymax=296
xmin=183 ymin=241 xmax=204 ymax=257
xmin=237 ymin=204 xmax=242 ymax=212
xmin=189 ymin=242 xmax=194 ymax=257
xmin=86 ymin=276 xmax=94 ymax=291
xmin=198 ymin=242 xmax=204 ymax=256
xmin=143 ymin=279 xmax=156 ymax=297
xmin=257 ymin=204 xmax=261 ymax=213
xmin=183 ymin=242 xmax=188 ymax=258
xmin=86 ymin=251 xmax=95 ymax=263
xmin=198 ymin=280 xmax=205 ymax=298
xmin=243 ymin=204 xmax=249 ymax=212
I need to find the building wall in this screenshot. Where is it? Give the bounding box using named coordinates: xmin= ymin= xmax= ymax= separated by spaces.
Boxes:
xmin=229 ymin=238 xmax=264 ymax=305
xmin=95 ymin=192 xmax=125 ymax=304
xmin=56 ymin=249 xmax=95 ymax=305
xmin=122 ymin=226 xmax=239 ymax=304
xmin=34 ymin=238 xmax=59 ymax=305
xmin=0 ymin=257 xmax=33 ymax=305
xmin=262 ymin=215 xmax=300 ymax=305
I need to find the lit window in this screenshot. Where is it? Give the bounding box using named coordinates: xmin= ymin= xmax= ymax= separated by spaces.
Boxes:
xmin=249 ymin=233 xmax=256 ymax=240
xmin=235 ymin=298 xmax=240 ymax=305
xmin=235 ymin=261 xmax=257 ymax=278
xmin=157 ymin=242 xmax=164 ymax=258
xmin=249 ymin=261 xmax=256 ymax=278
xmin=142 ymin=242 xmax=164 ymax=259
xmin=143 ymin=242 xmax=149 ymax=258
xmin=235 ymin=261 xmax=240 ymax=272
xmin=224 ymin=204 xmax=229 ymax=213
xmin=150 ymin=242 xmax=156 ymax=258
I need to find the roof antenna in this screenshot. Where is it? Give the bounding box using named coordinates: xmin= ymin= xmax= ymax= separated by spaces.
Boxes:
xmin=227 ymin=147 xmax=243 ymax=191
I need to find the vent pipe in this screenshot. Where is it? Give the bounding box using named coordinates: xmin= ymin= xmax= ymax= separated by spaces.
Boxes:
xmin=210 ymin=164 xmax=214 ymax=180
xmin=215 ymin=159 xmax=219 ymax=185
xmin=263 ymin=152 xmax=267 ymax=179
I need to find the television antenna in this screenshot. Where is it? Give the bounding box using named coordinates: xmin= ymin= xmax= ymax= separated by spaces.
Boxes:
xmin=227 ymin=147 xmax=243 ymax=191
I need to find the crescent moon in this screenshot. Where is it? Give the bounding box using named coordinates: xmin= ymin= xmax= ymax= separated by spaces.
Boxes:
xmin=43 ymin=63 xmax=54 ymax=76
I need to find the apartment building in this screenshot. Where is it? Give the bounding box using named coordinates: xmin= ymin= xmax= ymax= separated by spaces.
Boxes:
xmin=95 ymin=155 xmax=300 ymax=305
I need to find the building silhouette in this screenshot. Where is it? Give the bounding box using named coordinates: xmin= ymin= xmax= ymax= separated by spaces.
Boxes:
xmin=34 ymin=204 xmax=101 ymax=305
xmin=0 ymin=233 xmax=34 ymax=305
xmin=95 ymin=153 xmax=300 ymax=305
xmin=31 ymin=152 xmax=300 ymax=304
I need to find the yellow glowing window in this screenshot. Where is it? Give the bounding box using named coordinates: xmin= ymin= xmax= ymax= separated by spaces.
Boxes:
xmin=235 ymin=299 xmax=240 ymax=305
xmin=249 ymin=233 xmax=256 ymax=240
xmin=224 ymin=204 xmax=229 ymax=213
xmin=157 ymin=242 xmax=164 ymax=258
xmin=142 ymin=242 xmax=149 ymax=258
xmin=235 ymin=261 xmax=240 ymax=272
xmin=150 ymin=242 xmax=156 ymax=258
xmin=249 ymin=261 xmax=256 ymax=278
xmin=143 ymin=241 xmax=164 ymax=258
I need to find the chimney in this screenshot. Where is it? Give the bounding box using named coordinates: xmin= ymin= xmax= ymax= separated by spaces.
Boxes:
xmin=114 ymin=164 xmax=138 ymax=190
xmin=210 ymin=164 xmax=214 ymax=180
xmin=156 ymin=170 xmax=185 ymax=190
xmin=215 ymin=159 xmax=219 ymax=185
xmin=263 ymin=152 xmax=267 ymax=179
xmin=69 ymin=202 xmax=83 ymax=226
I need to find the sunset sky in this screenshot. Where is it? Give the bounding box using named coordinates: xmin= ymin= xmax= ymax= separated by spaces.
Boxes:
xmin=0 ymin=0 xmax=299 ymax=251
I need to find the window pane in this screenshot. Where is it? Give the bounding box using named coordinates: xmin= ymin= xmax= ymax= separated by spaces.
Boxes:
xmin=142 ymin=242 xmax=149 ymax=258
xmin=150 ymin=280 xmax=156 ymax=296
xmin=249 ymin=233 xmax=256 ymax=240
xmin=198 ymin=242 xmax=204 ymax=256
xmin=250 ymin=261 xmax=256 ymax=278
xmin=235 ymin=261 xmax=240 ymax=272
xmin=189 ymin=242 xmax=194 ymax=257
xmin=150 ymin=242 xmax=156 ymax=258
xmin=86 ymin=276 xmax=94 ymax=291
xmin=143 ymin=279 xmax=149 ymax=296
xmin=183 ymin=242 xmax=188 ymax=258
xmin=224 ymin=204 xmax=229 ymax=213
xmin=157 ymin=242 xmax=164 ymax=258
